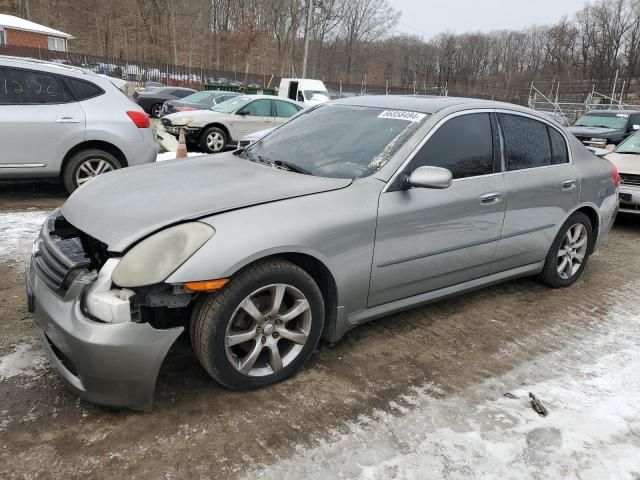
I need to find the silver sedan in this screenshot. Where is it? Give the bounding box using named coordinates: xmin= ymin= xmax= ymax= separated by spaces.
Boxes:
xmin=27 ymin=96 xmax=618 ymax=409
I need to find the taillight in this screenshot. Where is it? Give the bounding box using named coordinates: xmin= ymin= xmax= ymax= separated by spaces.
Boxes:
xmin=175 ymin=107 xmax=196 ymax=112
xmin=611 ymin=162 xmax=621 ymax=187
xmin=126 ymin=111 xmax=150 ymax=128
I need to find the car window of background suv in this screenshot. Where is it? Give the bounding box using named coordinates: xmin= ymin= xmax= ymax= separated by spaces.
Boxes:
xmin=0 ymin=67 xmax=74 ymax=105
xmin=500 ymin=113 xmax=552 ymax=170
xmin=406 ymin=113 xmax=494 ymax=179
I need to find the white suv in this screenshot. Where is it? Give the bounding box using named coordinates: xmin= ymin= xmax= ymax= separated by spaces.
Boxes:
xmin=0 ymin=56 xmax=156 ymax=193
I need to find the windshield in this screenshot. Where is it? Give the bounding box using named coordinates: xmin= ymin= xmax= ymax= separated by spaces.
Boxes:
xmin=304 ymin=90 xmax=330 ymax=101
xmin=244 ymin=104 xmax=427 ymax=179
xmin=573 ymin=113 xmax=628 ymax=129
xmin=212 ymin=96 xmax=251 ymax=113
xmin=181 ymin=91 xmax=214 ymax=103
xmin=615 ymin=131 xmax=640 ymax=154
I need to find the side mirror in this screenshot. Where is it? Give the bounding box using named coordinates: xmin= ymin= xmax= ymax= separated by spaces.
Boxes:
xmin=407 ymin=166 xmax=453 ymax=189
xmin=237 ymin=109 xmax=249 ymax=116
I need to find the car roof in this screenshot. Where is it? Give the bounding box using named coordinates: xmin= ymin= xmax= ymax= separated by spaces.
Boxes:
xmin=582 ymin=109 xmax=640 ymax=116
xmin=330 ymin=95 xmax=508 ymax=114
xmin=0 ymin=55 xmax=98 ymax=78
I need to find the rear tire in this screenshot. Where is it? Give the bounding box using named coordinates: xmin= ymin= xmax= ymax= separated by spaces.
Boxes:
xmin=191 ymin=259 xmax=324 ymax=390
xmin=62 ymin=149 xmax=122 ymax=194
xmin=199 ymin=126 xmax=228 ymax=153
xmin=537 ymin=211 xmax=593 ymax=288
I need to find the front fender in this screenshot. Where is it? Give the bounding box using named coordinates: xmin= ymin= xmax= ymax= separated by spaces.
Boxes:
xmin=165 ymin=179 xmax=383 ymax=315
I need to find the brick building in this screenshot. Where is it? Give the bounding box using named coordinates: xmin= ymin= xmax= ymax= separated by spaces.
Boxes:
xmin=0 ymin=14 xmax=72 ymax=52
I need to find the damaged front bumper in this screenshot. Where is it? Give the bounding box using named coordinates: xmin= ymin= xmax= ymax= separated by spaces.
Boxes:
xmin=26 ymin=214 xmax=183 ymax=410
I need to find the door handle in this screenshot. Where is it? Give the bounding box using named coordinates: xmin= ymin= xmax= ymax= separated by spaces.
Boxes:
xmin=561 ymin=179 xmax=577 ymax=191
xmin=55 ymin=117 xmax=80 ymax=124
xmin=479 ymin=192 xmax=503 ymax=205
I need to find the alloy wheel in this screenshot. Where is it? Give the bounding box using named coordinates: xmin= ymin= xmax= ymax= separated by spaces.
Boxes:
xmin=557 ymin=223 xmax=588 ymax=280
xmin=206 ymin=132 xmax=225 ymax=152
xmin=152 ymin=104 xmax=163 ymax=118
xmin=224 ymin=283 xmax=312 ymax=377
xmin=75 ymin=159 xmax=114 ymax=186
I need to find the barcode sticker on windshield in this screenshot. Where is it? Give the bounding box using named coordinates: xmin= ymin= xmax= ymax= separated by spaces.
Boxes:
xmin=378 ymin=110 xmax=426 ymax=122
xmin=617 ymin=114 xmax=629 ymax=118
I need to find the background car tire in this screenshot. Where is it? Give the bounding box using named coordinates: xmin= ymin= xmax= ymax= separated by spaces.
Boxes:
xmin=537 ymin=211 xmax=593 ymax=288
xmin=199 ymin=126 xmax=228 ymax=153
xmin=62 ymin=149 xmax=122 ymax=194
xmin=151 ymin=103 xmax=163 ymax=118
xmin=191 ymin=259 xmax=325 ymax=390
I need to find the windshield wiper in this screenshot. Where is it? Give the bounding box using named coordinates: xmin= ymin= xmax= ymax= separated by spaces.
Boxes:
xmin=257 ymin=155 xmax=312 ymax=175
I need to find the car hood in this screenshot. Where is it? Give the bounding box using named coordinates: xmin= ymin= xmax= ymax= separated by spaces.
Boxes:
xmin=568 ymin=126 xmax=621 ymax=137
xmin=604 ymin=152 xmax=640 ymax=174
xmin=62 ymin=153 xmax=352 ymax=252
xmin=166 ymin=100 xmax=204 ymax=109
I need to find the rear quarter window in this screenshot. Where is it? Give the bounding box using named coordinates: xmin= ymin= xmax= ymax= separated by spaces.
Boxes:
xmin=548 ymin=127 xmax=569 ymax=165
xmin=64 ymin=77 xmax=104 ymax=101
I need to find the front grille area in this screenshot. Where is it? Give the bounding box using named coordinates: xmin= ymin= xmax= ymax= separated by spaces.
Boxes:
xmin=33 ymin=210 xmax=108 ymax=294
xmin=620 ymin=173 xmax=640 ymax=187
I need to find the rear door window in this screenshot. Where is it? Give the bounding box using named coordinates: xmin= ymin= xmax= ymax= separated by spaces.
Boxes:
xmin=274 ymin=100 xmax=300 ymax=118
xmin=0 ymin=67 xmax=73 ymax=105
xmin=406 ymin=112 xmax=495 ymax=179
xmin=499 ymin=114 xmax=552 ymax=170
xmin=64 ymin=77 xmax=104 ymax=101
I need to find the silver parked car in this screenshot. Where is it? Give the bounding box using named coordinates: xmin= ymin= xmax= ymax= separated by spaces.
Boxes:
xmin=27 ymin=96 xmax=618 ymax=409
xmin=604 ymin=130 xmax=640 ymax=213
xmin=161 ymin=95 xmax=303 ymax=153
xmin=0 ymin=56 xmax=157 ymax=193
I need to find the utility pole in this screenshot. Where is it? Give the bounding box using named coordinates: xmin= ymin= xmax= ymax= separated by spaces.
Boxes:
xmin=302 ymin=0 xmax=314 ymax=78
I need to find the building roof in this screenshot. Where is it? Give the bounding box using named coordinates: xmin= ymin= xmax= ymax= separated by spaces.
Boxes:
xmin=0 ymin=14 xmax=72 ymax=39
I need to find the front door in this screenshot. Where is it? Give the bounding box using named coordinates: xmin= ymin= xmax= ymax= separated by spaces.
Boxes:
xmin=234 ymin=99 xmax=274 ymax=138
xmin=369 ymin=112 xmax=506 ymax=307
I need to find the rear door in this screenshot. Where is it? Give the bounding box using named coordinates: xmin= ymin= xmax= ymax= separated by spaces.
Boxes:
xmin=492 ymin=112 xmax=578 ymax=273
xmin=0 ymin=66 xmax=85 ymax=176
xmin=273 ymin=100 xmax=302 ymax=126
xmin=369 ymin=112 xmax=506 ymax=306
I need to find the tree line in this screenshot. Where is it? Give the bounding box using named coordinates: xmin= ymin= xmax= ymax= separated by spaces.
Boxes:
xmin=5 ymin=0 xmax=640 ymax=100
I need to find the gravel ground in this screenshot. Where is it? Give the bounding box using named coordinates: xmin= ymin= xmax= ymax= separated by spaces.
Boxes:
xmin=1 ymin=181 xmax=639 ymax=479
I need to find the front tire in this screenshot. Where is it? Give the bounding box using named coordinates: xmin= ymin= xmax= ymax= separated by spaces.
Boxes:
xmin=199 ymin=126 xmax=228 ymax=153
xmin=62 ymin=149 xmax=122 ymax=194
xmin=538 ymin=211 xmax=593 ymax=288
xmin=191 ymin=259 xmax=324 ymax=390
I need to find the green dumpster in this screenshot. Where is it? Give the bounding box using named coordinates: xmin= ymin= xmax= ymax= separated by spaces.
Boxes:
xmin=204 ymin=83 xmax=240 ymax=92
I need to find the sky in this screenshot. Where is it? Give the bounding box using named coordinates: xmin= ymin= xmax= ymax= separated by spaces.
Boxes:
xmin=388 ymin=0 xmax=590 ymax=38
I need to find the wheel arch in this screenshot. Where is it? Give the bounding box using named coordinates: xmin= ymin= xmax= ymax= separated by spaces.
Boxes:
xmin=61 ymin=140 xmax=128 ymax=177
xmin=226 ymin=252 xmax=339 ymax=343
xmin=200 ymin=123 xmax=232 ymax=143
xmin=566 ymin=203 xmax=600 ymax=254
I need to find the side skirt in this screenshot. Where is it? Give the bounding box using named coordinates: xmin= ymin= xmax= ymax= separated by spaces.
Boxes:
xmin=346 ymin=262 xmax=544 ymax=327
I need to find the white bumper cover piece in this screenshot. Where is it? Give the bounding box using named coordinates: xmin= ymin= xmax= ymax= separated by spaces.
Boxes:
xmin=85 ymin=258 xmax=135 ymax=323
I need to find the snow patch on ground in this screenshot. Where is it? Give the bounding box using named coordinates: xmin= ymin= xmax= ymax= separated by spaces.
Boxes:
xmin=156 ymin=152 xmax=205 ymax=162
xmin=249 ymin=314 xmax=640 ymax=479
xmin=0 ymin=210 xmax=49 ymax=270
xmin=0 ymin=342 xmax=48 ymax=381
